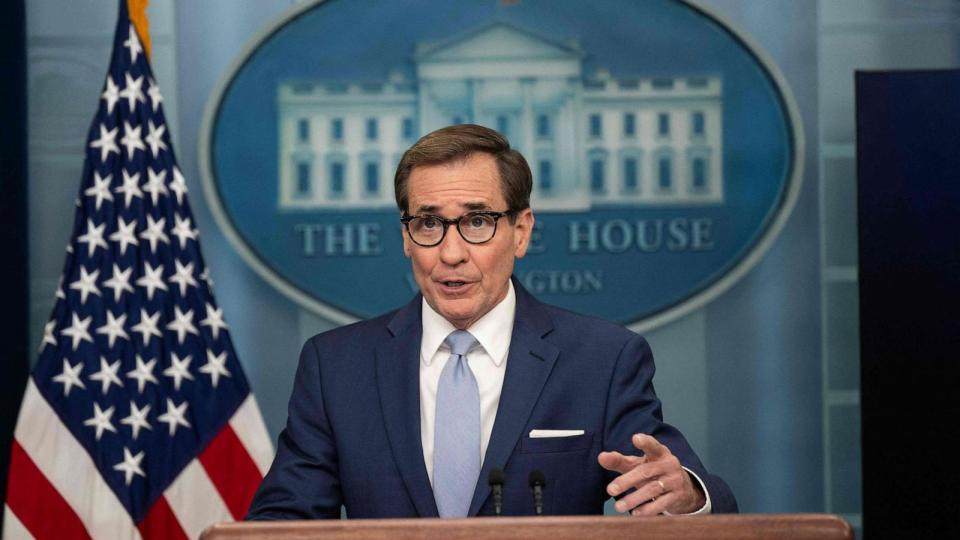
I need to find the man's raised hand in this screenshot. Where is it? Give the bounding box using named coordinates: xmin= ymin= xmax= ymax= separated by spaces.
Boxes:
xmin=598 ymin=433 xmax=705 ymax=516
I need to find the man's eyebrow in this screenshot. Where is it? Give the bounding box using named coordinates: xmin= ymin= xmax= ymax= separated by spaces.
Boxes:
xmin=414 ymin=204 xmax=440 ymax=214
xmin=413 ymin=202 xmax=491 ymax=214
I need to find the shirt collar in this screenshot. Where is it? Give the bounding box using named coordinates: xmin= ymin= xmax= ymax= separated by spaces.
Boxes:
xmin=420 ymin=280 xmax=516 ymax=367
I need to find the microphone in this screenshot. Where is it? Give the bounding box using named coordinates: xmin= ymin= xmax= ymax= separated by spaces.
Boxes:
xmin=528 ymin=470 xmax=546 ymax=516
xmin=488 ymin=468 xmax=506 ymax=516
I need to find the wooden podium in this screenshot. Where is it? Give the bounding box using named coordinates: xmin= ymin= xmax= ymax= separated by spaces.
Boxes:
xmin=201 ymin=514 xmax=852 ymax=540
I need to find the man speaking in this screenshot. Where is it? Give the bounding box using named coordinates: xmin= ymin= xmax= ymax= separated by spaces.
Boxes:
xmin=247 ymin=125 xmax=737 ymax=518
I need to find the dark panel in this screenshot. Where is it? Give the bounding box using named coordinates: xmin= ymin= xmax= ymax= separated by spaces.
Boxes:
xmin=0 ymin=0 xmax=29 ymax=525
xmin=857 ymin=69 xmax=960 ymax=538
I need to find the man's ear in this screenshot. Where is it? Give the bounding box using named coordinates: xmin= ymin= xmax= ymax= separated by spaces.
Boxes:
xmin=513 ymin=208 xmax=535 ymax=258
xmin=401 ymin=223 xmax=412 ymax=257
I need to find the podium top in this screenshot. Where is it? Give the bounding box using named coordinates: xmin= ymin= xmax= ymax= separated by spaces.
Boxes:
xmin=202 ymin=514 xmax=852 ymax=540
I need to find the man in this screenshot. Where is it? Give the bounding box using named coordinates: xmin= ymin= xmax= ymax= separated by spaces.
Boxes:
xmin=247 ymin=125 xmax=737 ymax=519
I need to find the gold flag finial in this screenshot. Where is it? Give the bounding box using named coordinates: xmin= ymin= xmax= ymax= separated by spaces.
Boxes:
xmin=127 ymin=0 xmax=152 ymax=61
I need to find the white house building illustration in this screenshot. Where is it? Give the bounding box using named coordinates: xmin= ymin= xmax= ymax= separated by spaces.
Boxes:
xmin=276 ymin=22 xmax=723 ymax=211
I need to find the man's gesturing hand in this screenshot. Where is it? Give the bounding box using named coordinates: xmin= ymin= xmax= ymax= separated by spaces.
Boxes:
xmin=598 ymin=433 xmax=706 ymax=516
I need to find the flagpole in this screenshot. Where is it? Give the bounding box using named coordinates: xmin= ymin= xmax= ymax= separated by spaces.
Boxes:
xmin=127 ymin=0 xmax=153 ymax=62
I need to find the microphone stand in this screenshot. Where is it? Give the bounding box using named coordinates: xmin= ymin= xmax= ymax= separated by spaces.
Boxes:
xmin=528 ymin=470 xmax=546 ymax=516
xmin=488 ymin=468 xmax=505 ymax=517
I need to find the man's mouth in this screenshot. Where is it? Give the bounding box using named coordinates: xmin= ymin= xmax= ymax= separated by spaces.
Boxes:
xmin=437 ymin=279 xmax=474 ymax=293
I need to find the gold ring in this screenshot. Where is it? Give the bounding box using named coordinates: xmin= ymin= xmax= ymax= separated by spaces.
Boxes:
xmin=657 ymin=479 xmax=666 ymax=493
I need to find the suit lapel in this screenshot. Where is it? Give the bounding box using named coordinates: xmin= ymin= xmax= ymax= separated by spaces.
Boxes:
xmin=375 ymin=296 xmax=439 ymax=517
xmin=468 ymin=282 xmax=559 ymax=516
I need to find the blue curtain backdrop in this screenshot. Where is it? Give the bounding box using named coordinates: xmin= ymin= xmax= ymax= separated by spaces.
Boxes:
xmin=170 ymin=1 xmax=823 ymax=514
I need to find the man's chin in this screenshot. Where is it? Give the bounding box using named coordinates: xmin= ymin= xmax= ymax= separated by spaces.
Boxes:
xmin=435 ymin=303 xmax=480 ymax=329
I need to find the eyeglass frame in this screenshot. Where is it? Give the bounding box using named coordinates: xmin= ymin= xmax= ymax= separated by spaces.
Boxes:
xmin=400 ymin=210 xmax=517 ymax=247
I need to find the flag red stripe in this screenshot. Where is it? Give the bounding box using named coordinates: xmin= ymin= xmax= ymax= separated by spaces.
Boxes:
xmin=198 ymin=425 xmax=264 ymax=520
xmin=6 ymin=440 xmax=92 ymax=540
xmin=137 ymin=495 xmax=189 ymax=540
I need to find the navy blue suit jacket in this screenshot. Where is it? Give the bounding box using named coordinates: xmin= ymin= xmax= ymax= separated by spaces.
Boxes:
xmin=247 ymin=280 xmax=737 ymax=518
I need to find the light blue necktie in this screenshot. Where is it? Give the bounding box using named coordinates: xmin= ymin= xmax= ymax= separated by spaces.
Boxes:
xmin=433 ymin=330 xmax=481 ymax=517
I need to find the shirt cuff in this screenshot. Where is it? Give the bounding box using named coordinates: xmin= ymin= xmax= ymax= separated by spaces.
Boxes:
xmin=662 ymin=467 xmax=712 ymax=515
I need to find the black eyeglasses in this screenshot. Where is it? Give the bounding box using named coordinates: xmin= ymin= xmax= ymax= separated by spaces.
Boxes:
xmin=400 ymin=210 xmax=516 ymax=247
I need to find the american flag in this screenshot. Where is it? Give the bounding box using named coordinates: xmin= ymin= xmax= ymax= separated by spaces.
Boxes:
xmin=4 ymin=2 xmax=273 ymax=538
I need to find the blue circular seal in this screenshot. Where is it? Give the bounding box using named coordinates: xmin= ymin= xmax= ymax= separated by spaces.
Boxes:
xmin=200 ymin=0 xmax=803 ymax=329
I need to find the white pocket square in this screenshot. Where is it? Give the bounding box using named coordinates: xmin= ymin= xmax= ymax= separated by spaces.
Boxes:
xmin=528 ymin=429 xmax=585 ymax=438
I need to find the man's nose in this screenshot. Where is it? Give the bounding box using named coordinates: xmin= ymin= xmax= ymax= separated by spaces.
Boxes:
xmin=437 ymin=224 xmax=469 ymax=265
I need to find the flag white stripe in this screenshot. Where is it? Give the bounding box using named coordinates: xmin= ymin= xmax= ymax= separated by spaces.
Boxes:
xmin=3 ymin=504 xmax=35 ymax=540
xmin=163 ymin=459 xmax=233 ymax=540
xmin=228 ymin=394 xmax=274 ymax=476
xmin=14 ymin=379 xmax=142 ymax=540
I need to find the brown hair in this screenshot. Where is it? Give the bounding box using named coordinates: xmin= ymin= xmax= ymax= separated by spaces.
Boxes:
xmin=393 ymin=124 xmax=532 ymax=216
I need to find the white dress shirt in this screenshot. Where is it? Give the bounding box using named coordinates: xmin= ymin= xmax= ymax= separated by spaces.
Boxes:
xmin=417 ymin=280 xmax=711 ymax=514
xmin=420 ymin=281 xmax=515 ymax=486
